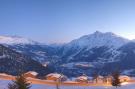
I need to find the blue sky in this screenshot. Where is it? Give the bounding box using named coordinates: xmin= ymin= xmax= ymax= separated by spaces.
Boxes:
xmin=0 ymin=0 xmax=135 ymax=43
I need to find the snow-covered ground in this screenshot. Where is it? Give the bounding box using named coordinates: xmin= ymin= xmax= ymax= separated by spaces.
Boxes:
xmin=32 ymin=84 xmax=135 ymax=89
xmin=1 ymin=80 xmax=135 ymax=89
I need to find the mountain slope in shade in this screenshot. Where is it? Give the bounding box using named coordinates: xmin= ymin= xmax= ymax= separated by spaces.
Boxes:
xmin=7 ymin=44 xmax=60 ymax=63
xmin=60 ymin=31 xmax=129 ymax=61
xmin=0 ymin=44 xmax=53 ymax=76
xmin=0 ymin=35 xmax=60 ymax=63
xmin=55 ymin=32 xmax=135 ymax=76
xmin=1 ymin=31 xmax=135 ymax=77
xmin=100 ymin=42 xmax=135 ymax=75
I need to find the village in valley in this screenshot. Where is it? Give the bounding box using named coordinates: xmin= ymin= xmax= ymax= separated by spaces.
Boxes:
xmin=0 ymin=71 xmax=133 ymax=87
xmin=1 ymin=0 xmax=135 ymax=89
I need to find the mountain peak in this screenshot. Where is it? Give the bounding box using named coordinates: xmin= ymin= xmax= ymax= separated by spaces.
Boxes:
xmin=93 ymin=31 xmax=115 ymax=36
xmin=93 ymin=31 xmax=103 ymax=35
xmin=67 ymin=31 xmax=129 ymax=49
xmin=0 ymin=35 xmax=37 ymax=45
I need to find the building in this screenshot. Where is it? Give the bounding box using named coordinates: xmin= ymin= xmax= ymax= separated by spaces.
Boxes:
xmin=92 ymin=75 xmax=104 ymax=83
xmin=103 ymin=75 xmax=113 ymax=84
xmin=24 ymin=71 xmax=38 ymax=78
xmin=119 ymin=75 xmax=131 ymax=82
xmin=75 ymin=75 xmax=89 ymax=83
xmin=46 ymin=73 xmax=67 ymax=82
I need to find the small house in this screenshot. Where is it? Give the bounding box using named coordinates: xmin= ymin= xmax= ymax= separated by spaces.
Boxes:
xmin=119 ymin=75 xmax=131 ymax=82
xmin=103 ymin=75 xmax=113 ymax=84
xmin=75 ymin=74 xmax=89 ymax=83
xmin=46 ymin=73 xmax=67 ymax=82
xmin=93 ymin=75 xmax=104 ymax=83
xmin=24 ymin=71 xmax=38 ymax=78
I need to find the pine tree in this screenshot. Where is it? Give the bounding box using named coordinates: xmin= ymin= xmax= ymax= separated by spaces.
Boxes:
xmin=8 ymin=74 xmax=31 ymax=89
xmin=111 ymin=71 xmax=121 ymax=87
xmin=55 ymin=74 xmax=63 ymax=89
xmin=92 ymin=73 xmax=98 ymax=83
xmin=56 ymin=79 xmax=60 ymax=89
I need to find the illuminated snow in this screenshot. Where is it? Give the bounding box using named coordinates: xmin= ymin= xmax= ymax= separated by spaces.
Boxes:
xmin=0 ymin=36 xmax=36 ymax=45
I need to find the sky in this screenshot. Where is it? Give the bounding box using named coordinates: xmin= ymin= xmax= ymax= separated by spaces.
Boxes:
xmin=0 ymin=0 xmax=135 ymax=43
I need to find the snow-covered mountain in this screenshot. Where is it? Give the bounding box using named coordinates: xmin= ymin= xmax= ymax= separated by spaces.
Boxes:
xmin=0 ymin=35 xmax=37 ymax=45
xmin=1 ymin=31 xmax=135 ymax=77
xmin=65 ymin=31 xmax=129 ymax=49
xmin=55 ymin=31 xmax=135 ymax=76
xmin=60 ymin=31 xmax=129 ymax=61
xmin=0 ymin=35 xmax=54 ymax=63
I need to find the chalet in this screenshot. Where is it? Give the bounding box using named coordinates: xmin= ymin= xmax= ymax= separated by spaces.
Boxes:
xmin=103 ymin=75 xmax=113 ymax=84
xmin=46 ymin=73 xmax=67 ymax=82
xmin=119 ymin=75 xmax=131 ymax=82
xmin=93 ymin=75 xmax=104 ymax=83
xmin=75 ymin=74 xmax=89 ymax=83
xmin=24 ymin=71 xmax=38 ymax=78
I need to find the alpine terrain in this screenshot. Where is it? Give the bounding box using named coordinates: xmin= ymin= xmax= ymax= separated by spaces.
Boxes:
xmin=0 ymin=31 xmax=135 ymax=77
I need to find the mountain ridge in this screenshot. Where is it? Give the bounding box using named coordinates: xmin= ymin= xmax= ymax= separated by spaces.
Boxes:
xmin=0 ymin=31 xmax=131 ymax=45
xmin=1 ymin=31 xmax=135 ymax=77
xmin=0 ymin=35 xmax=38 ymax=45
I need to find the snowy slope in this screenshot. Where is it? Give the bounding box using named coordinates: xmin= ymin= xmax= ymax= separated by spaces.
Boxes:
xmin=1 ymin=80 xmax=135 ymax=89
xmin=0 ymin=35 xmax=37 ymax=45
xmin=0 ymin=31 xmax=130 ymax=49
xmin=31 ymin=84 xmax=135 ymax=89
xmin=65 ymin=31 xmax=129 ymax=50
xmin=60 ymin=31 xmax=129 ymax=63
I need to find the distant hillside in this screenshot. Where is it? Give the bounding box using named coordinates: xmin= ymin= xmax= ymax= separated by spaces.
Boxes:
xmin=1 ymin=32 xmax=135 ymax=77
xmin=0 ymin=44 xmax=53 ymax=76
